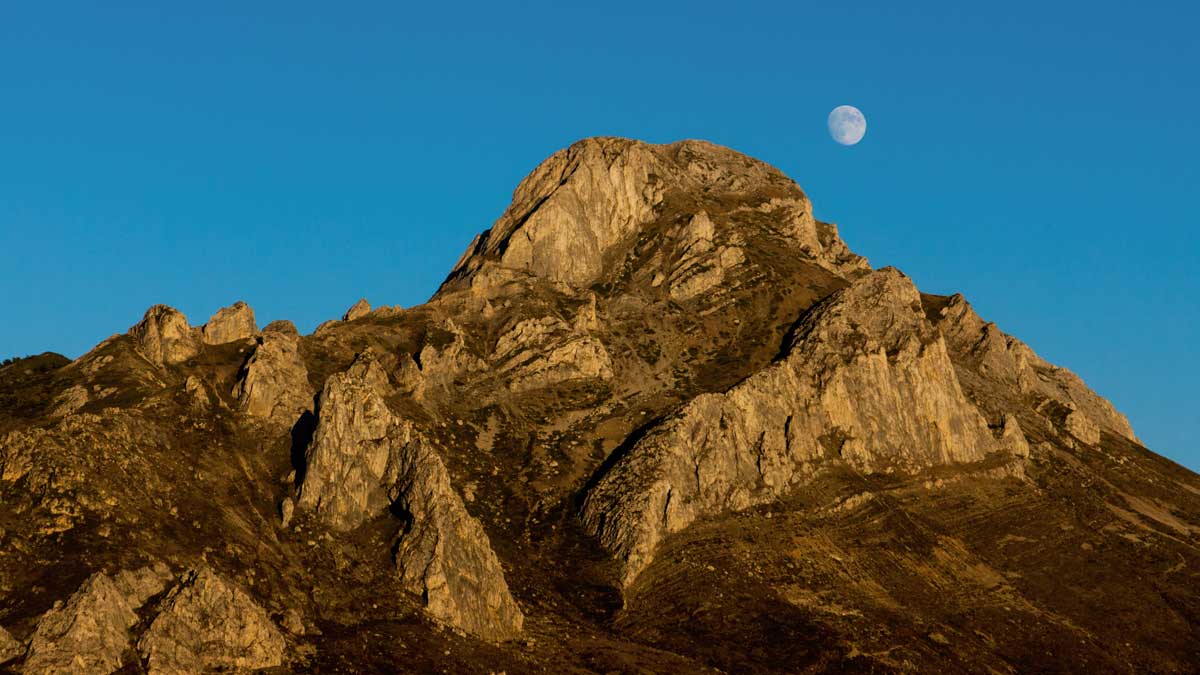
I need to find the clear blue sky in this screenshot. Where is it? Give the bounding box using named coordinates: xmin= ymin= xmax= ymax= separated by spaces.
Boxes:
xmin=1 ymin=1 xmax=1196 ymax=470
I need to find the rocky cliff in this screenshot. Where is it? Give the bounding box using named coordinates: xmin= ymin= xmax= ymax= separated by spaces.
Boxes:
xmin=0 ymin=137 xmax=1197 ymax=674
xmin=580 ymin=267 xmax=1025 ymax=587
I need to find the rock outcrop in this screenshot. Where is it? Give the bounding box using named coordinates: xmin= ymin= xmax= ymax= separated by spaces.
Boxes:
xmin=298 ymin=352 xmax=523 ymax=639
xmin=343 ymin=298 xmax=372 ymax=321
xmin=183 ymin=375 xmax=211 ymax=410
xmin=666 ymin=211 xmax=748 ymax=302
xmin=406 ymin=320 xmax=487 ymax=402
xmin=1064 ymin=406 xmax=1102 ymax=446
xmin=200 ymin=301 xmax=257 ymax=345
xmin=23 ymin=564 xmax=172 ymax=675
xmin=391 ymin=439 xmax=525 ymax=641
xmin=113 ymin=562 xmax=175 ymax=607
xmin=491 ymin=316 xmax=613 ymax=392
xmin=47 ymin=384 xmax=90 ymax=418
xmin=137 ymin=567 xmax=285 ymax=675
xmin=582 ymin=268 xmax=1015 ymax=586
xmin=1000 ymin=413 xmax=1031 ymax=458
xmin=930 ymin=293 xmax=1137 ymax=443
xmin=129 ymin=305 xmax=197 ymax=365
xmin=297 ymin=353 xmax=413 ymax=530
xmin=233 ymin=322 xmax=313 ymax=426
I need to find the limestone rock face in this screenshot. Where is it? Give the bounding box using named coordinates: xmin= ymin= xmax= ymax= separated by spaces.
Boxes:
xmin=1064 ymin=407 xmax=1102 ymax=446
xmin=200 ymin=301 xmax=257 ymax=345
xmin=492 ymin=316 xmax=613 ymax=392
xmin=443 ymin=137 xmax=867 ymax=293
xmin=129 ymin=305 xmax=197 ymax=365
xmin=137 ymin=567 xmax=285 ymax=675
xmin=751 ymin=197 xmax=867 ymax=278
xmin=448 ymin=137 xmax=666 ymax=287
xmin=343 ymin=298 xmax=372 ymax=321
xmin=407 ymin=320 xmax=487 ymax=402
xmin=667 ymin=211 xmax=748 ymax=302
xmin=1000 ymin=413 xmax=1031 ymax=458
xmin=931 ymin=293 xmax=1137 ymax=443
xmin=24 ymin=564 xmax=172 ymax=675
xmin=391 ymin=439 xmax=525 ymax=641
xmin=24 ymin=573 xmax=138 ymax=675
xmin=232 ymin=327 xmax=313 ymax=426
xmin=0 ymin=625 xmax=23 ymax=665
xmin=297 ymin=353 xmax=414 ymax=530
xmin=297 ymin=352 xmax=523 ymax=639
xmin=581 ymin=268 xmax=1010 ymax=586
xmin=183 ymin=375 xmax=211 ymax=410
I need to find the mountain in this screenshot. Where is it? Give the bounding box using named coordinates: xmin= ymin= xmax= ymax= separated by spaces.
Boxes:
xmin=1 ymin=137 xmax=1197 ymax=674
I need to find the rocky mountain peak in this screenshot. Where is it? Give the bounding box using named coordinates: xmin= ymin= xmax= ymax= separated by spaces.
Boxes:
xmin=2 ymin=137 xmax=1196 ymax=673
xmin=440 ymin=137 xmax=867 ymax=295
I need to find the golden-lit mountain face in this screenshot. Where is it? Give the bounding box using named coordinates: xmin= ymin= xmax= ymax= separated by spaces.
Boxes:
xmin=1 ymin=138 xmax=1197 ymax=674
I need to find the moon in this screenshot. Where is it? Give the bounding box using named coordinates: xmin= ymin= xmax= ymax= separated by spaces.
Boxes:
xmin=828 ymin=105 xmax=867 ymax=146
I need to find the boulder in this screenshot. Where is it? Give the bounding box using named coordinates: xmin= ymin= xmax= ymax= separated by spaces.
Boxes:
xmin=407 ymin=320 xmax=487 ymax=401
xmin=263 ymin=319 xmax=300 ymax=335
xmin=280 ymin=497 xmax=295 ymax=528
xmin=184 ymin=375 xmax=211 ymax=410
xmin=114 ymin=562 xmax=174 ymax=606
xmin=1000 ymin=413 xmax=1031 ymax=458
xmin=1065 ymin=408 xmax=1102 ymax=446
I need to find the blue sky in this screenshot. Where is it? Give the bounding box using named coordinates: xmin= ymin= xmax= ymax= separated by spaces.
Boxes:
xmin=1 ymin=1 xmax=1196 ymax=469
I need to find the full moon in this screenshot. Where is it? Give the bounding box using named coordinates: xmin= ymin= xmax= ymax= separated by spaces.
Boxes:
xmin=828 ymin=105 xmax=867 ymax=145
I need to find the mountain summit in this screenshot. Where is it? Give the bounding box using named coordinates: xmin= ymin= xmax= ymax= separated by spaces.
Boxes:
xmin=441 ymin=137 xmax=866 ymax=293
xmin=1 ymin=138 xmax=1196 ymax=673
